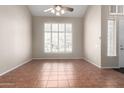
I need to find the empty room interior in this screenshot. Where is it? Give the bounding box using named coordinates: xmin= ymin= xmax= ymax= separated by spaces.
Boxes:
xmin=0 ymin=5 xmax=124 ymax=88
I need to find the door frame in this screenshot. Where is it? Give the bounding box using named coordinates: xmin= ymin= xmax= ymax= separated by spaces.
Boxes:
xmin=118 ymin=17 xmax=124 ymax=68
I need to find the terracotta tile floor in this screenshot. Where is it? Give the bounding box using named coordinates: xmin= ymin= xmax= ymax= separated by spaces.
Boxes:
xmin=0 ymin=59 xmax=124 ymax=88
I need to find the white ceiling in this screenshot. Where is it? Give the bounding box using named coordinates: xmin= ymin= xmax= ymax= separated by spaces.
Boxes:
xmin=28 ymin=5 xmax=88 ymax=18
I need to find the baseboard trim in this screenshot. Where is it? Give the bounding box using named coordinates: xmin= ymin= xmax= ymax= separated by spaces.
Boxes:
xmin=0 ymin=59 xmax=32 ymax=76
xmin=82 ymin=57 xmax=101 ymax=68
xmin=100 ymin=66 xmax=119 ymax=69
xmin=82 ymin=57 xmax=119 ymax=69
xmin=32 ymin=58 xmax=83 ymax=60
xmin=32 ymin=57 xmax=101 ymax=68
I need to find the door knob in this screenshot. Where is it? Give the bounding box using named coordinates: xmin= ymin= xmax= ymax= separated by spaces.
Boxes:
xmin=120 ymin=45 xmax=123 ymax=47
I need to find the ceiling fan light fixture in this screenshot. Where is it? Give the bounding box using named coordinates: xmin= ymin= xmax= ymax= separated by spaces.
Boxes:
xmin=43 ymin=5 xmax=74 ymax=16
xmin=61 ymin=9 xmax=65 ymax=14
xmin=56 ymin=12 xmax=60 ymax=16
xmin=44 ymin=8 xmax=53 ymax=12
xmin=51 ymin=9 xmax=55 ymax=14
xmin=55 ymin=6 xmax=61 ymax=11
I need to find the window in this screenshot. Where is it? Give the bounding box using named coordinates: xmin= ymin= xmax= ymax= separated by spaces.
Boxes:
xmin=107 ymin=19 xmax=117 ymax=56
xmin=109 ymin=5 xmax=124 ymax=15
xmin=44 ymin=23 xmax=72 ymax=53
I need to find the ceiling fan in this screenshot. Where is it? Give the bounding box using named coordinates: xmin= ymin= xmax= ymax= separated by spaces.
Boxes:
xmin=43 ymin=5 xmax=74 ymax=16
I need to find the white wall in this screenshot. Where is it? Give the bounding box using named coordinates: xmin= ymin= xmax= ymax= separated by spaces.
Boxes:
xmin=32 ymin=17 xmax=84 ymax=59
xmin=0 ymin=5 xmax=32 ymax=75
xmin=83 ymin=5 xmax=101 ymax=67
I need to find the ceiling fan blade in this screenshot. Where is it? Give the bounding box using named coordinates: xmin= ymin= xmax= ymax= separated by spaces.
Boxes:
xmin=63 ymin=7 xmax=74 ymax=12
xmin=44 ymin=8 xmax=53 ymax=12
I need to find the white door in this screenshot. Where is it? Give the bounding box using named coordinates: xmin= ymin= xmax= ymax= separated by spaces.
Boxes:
xmin=119 ymin=19 xmax=124 ymax=67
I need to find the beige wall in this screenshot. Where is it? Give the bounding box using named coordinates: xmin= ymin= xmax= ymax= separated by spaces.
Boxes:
xmin=32 ymin=17 xmax=84 ymax=59
xmin=83 ymin=5 xmax=101 ymax=67
xmin=0 ymin=5 xmax=32 ymax=75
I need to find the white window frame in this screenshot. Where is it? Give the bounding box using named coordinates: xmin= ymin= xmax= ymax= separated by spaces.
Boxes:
xmin=44 ymin=23 xmax=72 ymax=53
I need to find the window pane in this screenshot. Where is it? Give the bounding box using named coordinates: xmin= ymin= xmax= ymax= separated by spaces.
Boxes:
xmin=118 ymin=6 xmax=123 ymax=13
xmin=59 ymin=24 xmax=64 ymax=32
xmin=45 ymin=24 xmax=51 ymax=31
xmin=110 ymin=5 xmax=116 ymax=13
xmin=59 ymin=33 xmax=65 ymax=52
xmin=45 ymin=32 xmax=51 ymax=52
xmin=52 ymin=24 xmax=58 ymax=32
xmin=52 ymin=33 xmax=58 ymax=52
xmin=107 ymin=19 xmax=116 ymax=56
xmin=66 ymin=24 xmax=72 ymax=32
xmin=66 ymin=33 xmax=72 ymax=52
